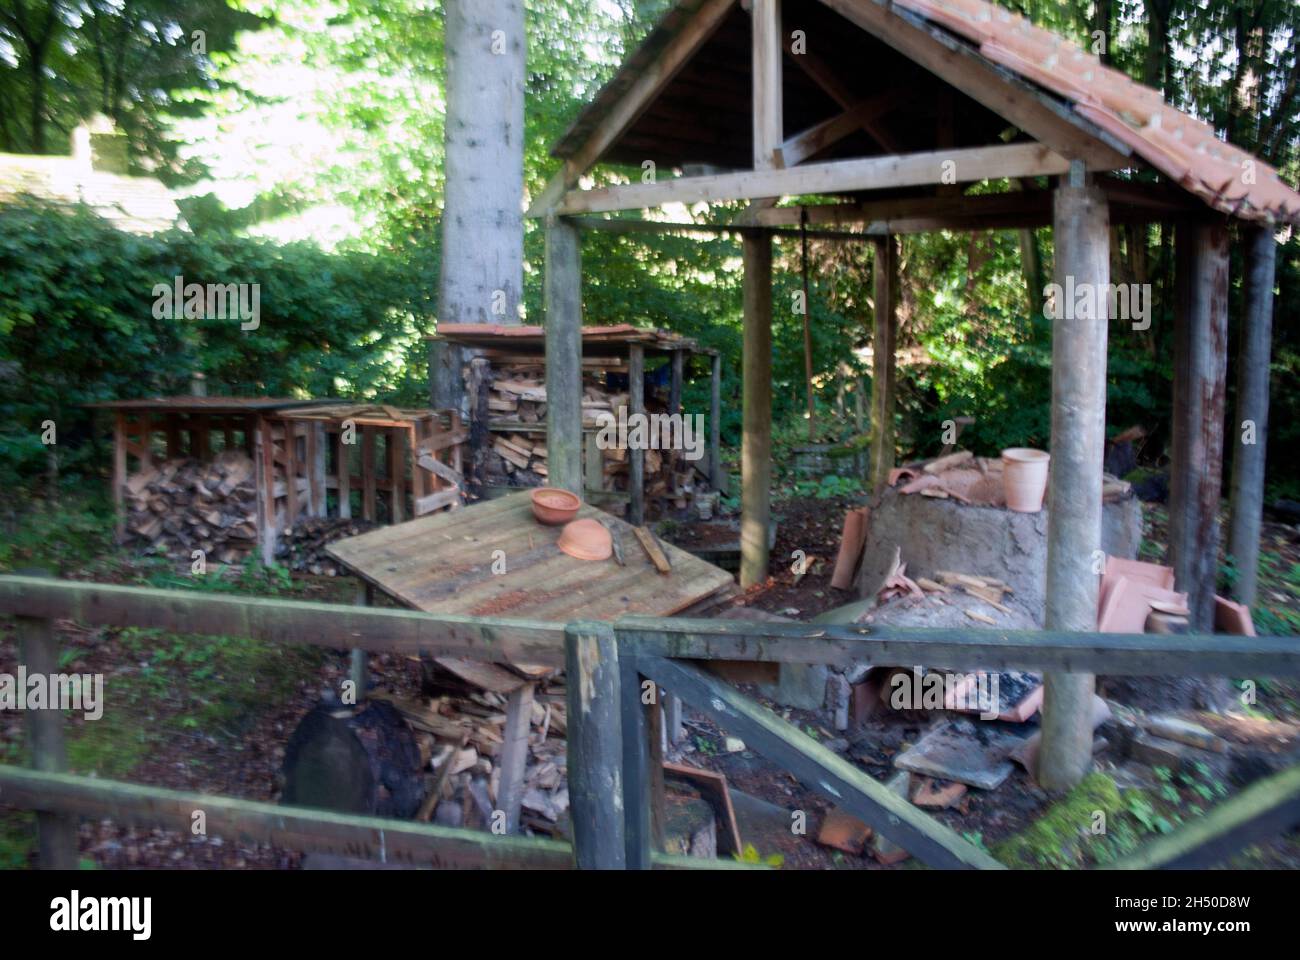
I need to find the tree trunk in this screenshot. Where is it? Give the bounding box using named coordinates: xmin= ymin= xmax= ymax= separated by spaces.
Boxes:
xmin=438 ymin=0 xmax=525 ymax=326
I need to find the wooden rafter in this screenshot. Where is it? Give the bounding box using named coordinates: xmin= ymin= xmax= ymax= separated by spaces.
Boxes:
xmin=779 ymin=91 xmax=904 ymax=166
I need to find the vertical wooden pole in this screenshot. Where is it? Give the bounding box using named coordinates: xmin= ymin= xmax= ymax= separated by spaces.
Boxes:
xmin=1227 ymin=224 xmax=1275 ymax=608
xmin=619 ymin=657 xmax=659 ymax=870
xmin=112 ymin=411 xmax=126 ymax=543
xmin=1169 ymin=219 xmax=1231 ymax=631
xmin=429 ymin=338 xmax=466 ymax=415
xmin=629 ymin=344 xmax=646 ymax=525
xmin=868 ymin=235 xmax=897 ymax=493
xmin=285 ymin=422 xmax=300 ymax=525
xmin=497 ymin=682 xmax=535 ymax=835
xmin=336 ymin=429 xmax=352 ymax=520
xmin=257 ymin=417 xmax=276 ymax=565
xmin=544 ymin=214 xmax=584 ymax=498
xmin=751 ymin=0 xmax=783 ymax=171
xmin=17 ymin=571 xmax=78 ymax=869
xmin=307 ymin=422 xmax=326 ymax=518
xmin=565 ymin=621 xmax=626 ymax=869
xmin=362 ymin=426 xmax=377 ymax=521
xmin=350 ymin=581 xmax=371 ymax=702
xmin=669 ymin=349 xmax=684 ymax=482
xmin=583 ymin=432 xmax=603 ymax=495
xmin=710 ymin=353 xmax=724 ymax=493
xmin=388 ymin=428 xmax=406 ymax=523
xmin=1038 ymin=172 xmax=1109 ymax=791
xmin=740 ymin=233 xmax=773 ymax=589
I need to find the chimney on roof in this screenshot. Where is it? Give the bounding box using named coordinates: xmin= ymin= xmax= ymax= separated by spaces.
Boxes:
xmin=72 ymin=115 xmax=130 ymax=175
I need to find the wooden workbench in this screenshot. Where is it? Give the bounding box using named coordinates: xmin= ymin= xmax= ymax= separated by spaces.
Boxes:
xmin=326 ymin=489 xmax=736 ymax=623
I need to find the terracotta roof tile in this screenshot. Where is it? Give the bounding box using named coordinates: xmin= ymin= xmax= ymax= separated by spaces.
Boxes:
xmin=897 ymin=0 xmax=1300 ymax=222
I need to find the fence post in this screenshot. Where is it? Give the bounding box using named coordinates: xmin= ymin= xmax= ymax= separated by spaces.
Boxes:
xmin=565 ymin=620 xmax=626 ymax=869
xmin=16 ymin=570 xmax=78 ymax=869
xmin=619 ymin=653 xmax=653 ymax=869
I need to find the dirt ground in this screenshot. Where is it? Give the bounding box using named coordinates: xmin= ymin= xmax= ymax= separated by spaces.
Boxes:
xmin=2 ymin=491 xmax=1298 ymax=869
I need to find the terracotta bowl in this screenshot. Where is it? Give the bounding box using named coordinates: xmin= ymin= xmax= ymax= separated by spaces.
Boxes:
xmin=531 ymin=487 xmax=581 ymax=525
xmin=557 ymin=518 xmax=613 ymax=562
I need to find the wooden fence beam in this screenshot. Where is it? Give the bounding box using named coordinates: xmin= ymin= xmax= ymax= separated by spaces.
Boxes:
xmin=636 ymin=655 xmax=1003 ymax=869
xmin=868 ymin=234 xmax=897 ymax=493
xmin=629 ymin=343 xmax=646 ymax=525
xmin=620 ymin=655 xmax=655 ymax=869
xmin=565 ymin=621 xmax=627 ymax=869
xmin=740 ymin=232 xmax=773 ymax=589
xmin=544 ymin=215 xmax=585 ymax=497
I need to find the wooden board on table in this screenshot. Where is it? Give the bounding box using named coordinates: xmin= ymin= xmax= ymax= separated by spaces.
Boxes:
xmin=326 ymin=490 xmax=736 ymax=625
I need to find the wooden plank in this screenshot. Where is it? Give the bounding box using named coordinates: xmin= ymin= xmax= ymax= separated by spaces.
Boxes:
xmin=632 ymin=525 xmax=672 ymax=574
xmin=15 ymin=582 xmax=78 ymax=869
xmin=285 ymin=421 xmax=300 ymax=523
xmin=1107 ymin=762 xmax=1300 ymax=869
xmin=752 ymin=0 xmax=782 ymax=170
xmin=336 ymin=430 xmax=352 ymax=519
xmin=780 ymin=93 xmax=898 ymax=166
xmin=710 ymin=353 xmax=724 ymax=491
xmin=566 ymin=621 xmax=626 ymax=868
xmin=0 ymin=764 xmax=571 ymax=869
xmin=526 ymin=0 xmax=738 ymax=216
xmin=497 ymin=682 xmax=535 ymax=834
xmin=0 ymin=575 xmax=567 ymax=665
xmin=609 ymin=615 xmax=1300 ymax=675
xmin=556 ymin=143 xmax=1073 ymax=214
xmin=388 ymin=428 xmax=406 ymax=523
xmin=635 ymin=655 xmax=1004 ymax=869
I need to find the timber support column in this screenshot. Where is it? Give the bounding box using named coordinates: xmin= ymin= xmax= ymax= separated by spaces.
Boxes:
xmin=868 ymin=235 xmax=898 ymax=493
xmin=740 ymin=232 xmax=773 ymax=590
xmin=544 ymin=214 xmax=584 ymax=498
xmin=1170 ymin=219 xmax=1231 ymax=631
xmin=1038 ymin=170 xmax=1109 ymax=791
xmin=1227 ymin=224 xmax=1276 ymax=609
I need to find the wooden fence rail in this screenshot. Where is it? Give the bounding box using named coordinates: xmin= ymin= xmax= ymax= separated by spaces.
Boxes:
xmin=1 ymin=575 xmax=1298 ymax=870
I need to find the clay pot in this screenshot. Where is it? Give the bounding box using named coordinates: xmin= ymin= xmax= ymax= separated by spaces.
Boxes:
xmin=1001 ymin=448 xmax=1050 ymax=513
xmin=531 ymin=487 xmax=581 ymax=525
xmin=557 ymin=518 xmax=613 ymax=562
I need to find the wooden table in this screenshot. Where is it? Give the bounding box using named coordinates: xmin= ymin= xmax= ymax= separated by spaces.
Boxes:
xmin=327 ymin=489 xmax=737 ymax=833
xmin=327 ymin=490 xmax=736 ymax=622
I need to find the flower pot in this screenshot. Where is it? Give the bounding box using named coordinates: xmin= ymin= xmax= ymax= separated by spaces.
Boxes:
xmin=1001 ymin=448 xmax=1050 ymax=513
xmin=531 ymin=487 xmax=581 ymax=525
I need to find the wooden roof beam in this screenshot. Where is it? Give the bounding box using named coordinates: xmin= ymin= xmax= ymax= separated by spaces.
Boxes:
xmin=787 ymin=49 xmax=904 ymax=153
xmin=555 ymin=142 xmax=1073 ymax=215
xmin=527 ymin=0 xmax=737 ymax=217
xmin=779 ymin=92 xmax=902 ymax=166
xmin=818 ymin=0 xmax=1131 ymax=169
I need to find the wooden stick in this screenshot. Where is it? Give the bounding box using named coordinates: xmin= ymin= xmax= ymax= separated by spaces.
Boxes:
xmin=632 ymin=526 xmax=671 ymax=574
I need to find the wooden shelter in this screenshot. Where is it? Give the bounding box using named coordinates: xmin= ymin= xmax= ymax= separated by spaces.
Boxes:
xmin=429 ymin=322 xmax=722 ymax=524
xmin=528 ymin=0 xmax=1300 ymax=787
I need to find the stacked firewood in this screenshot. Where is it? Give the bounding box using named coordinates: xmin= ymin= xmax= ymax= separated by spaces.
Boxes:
xmin=276 ymin=516 xmax=379 ymax=576
xmin=124 ymin=450 xmax=259 ymax=563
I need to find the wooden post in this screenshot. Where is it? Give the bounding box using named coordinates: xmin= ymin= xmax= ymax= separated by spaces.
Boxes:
xmin=740 ymin=233 xmax=773 ymax=589
xmin=710 ymin=353 xmax=724 ymax=493
xmin=565 ymin=621 xmax=627 ymax=869
xmin=349 ymin=581 xmax=371 ymax=702
xmin=629 ymin=344 xmax=646 ymax=525
xmin=1170 ymin=218 xmax=1231 ymax=631
xmin=751 ymin=0 xmax=783 ymax=171
xmin=308 ymin=422 xmax=327 ymax=518
xmin=868 ymin=235 xmax=897 ymax=493
xmin=669 ymin=349 xmax=684 ymax=481
xmin=336 ymin=429 xmax=352 ymax=520
xmin=256 ymin=418 xmax=277 ymax=565
xmin=583 ymin=432 xmax=603 ymax=495
xmin=112 ymin=412 xmax=126 ymax=543
xmin=1038 ymin=171 xmax=1108 ymax=791
xmin=497 ymin=682 xmax=535 ymax=835
xmin=17 ymin=570 xmax=78 ymax=869
xmin=544 ymin=214 xmax=584 ymax=497
xmin=1227 ymin=224 xmax=1276 ymax=609
xmin=620 ymin=656 xmax=653 ymax=869
xmin=362 ymin=426 xmax=377 ymax=521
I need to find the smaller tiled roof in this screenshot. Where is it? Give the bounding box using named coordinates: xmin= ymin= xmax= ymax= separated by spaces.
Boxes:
xmin=431 ymin=323 xmax=715 ymax=355
xmin=898 ymin=0 xmax=1300 ymax=223
xmin=0 ymin=153 xmax=186 ymax=233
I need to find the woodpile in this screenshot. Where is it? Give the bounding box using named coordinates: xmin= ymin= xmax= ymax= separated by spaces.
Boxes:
xmin=276 ymin=516 xmax=379 ymax=576
xmin=124 ymin=450 xmax=259 ymax=563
